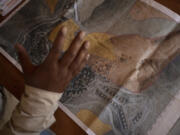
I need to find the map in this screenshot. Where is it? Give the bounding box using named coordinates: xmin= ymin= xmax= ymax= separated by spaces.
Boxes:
xmin=0 ymin=0 xmax=180 ymax=135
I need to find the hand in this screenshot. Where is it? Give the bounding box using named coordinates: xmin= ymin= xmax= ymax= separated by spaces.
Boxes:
xmin=15 ymin=27 xmax=90 ymax=93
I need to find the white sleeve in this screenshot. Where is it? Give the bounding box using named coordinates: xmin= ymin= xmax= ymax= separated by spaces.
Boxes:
xmin=0 ymin=85 xmax=62 ymax=135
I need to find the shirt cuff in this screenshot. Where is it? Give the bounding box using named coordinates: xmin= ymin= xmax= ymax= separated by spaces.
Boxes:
xmin=10 ymin=85 xmax=63 ymax=132
xmin=25 ymin=85 xmax=63 ymax=100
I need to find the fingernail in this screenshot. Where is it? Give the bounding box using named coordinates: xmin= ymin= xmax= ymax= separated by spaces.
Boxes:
xmin=62 ymin=27 xmax=67 ymax=35
xmin=85 ymin=42 xmax=90 ymax=49
xmin=80 ymin=31 xmax=86 ymax=39
xmin=86 ymin=54 xmax=90 ymax=60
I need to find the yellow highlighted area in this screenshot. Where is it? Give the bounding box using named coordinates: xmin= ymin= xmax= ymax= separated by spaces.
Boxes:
xmin=77 ymin=109 xmax=112 ymax=135
xmin=49 ymin=19 xmax=116 ymax=61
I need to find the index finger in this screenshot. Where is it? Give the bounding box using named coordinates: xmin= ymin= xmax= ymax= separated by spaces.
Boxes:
xmin=60 ymin=31 xmax=86 ymax=67
xmin=47 ymin=27 xmax=67 ymax=63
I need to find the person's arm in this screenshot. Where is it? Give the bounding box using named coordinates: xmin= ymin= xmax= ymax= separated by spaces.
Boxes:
xmin=1 ymin=85 xmax=62 ymax=135
xmin=0 ymin=27 xmax=90 ymax=135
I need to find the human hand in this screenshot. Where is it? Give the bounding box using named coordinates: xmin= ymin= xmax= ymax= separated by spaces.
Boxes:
xmin=15 ymin=27 xmax=90 ymax=93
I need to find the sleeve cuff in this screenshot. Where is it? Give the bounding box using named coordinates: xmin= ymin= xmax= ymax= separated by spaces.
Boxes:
xmin=25 ymin=85 xmax=63 ymax=100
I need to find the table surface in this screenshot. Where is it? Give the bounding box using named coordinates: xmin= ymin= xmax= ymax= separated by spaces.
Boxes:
xmin=0 ymin=0 xmax=29 ymax=26
xmin=0 ymin=0 xmax=179 ymax=135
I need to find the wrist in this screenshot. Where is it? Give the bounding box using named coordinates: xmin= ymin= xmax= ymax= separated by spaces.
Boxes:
xmin=25 ymin=85 xmax=63 ymax=100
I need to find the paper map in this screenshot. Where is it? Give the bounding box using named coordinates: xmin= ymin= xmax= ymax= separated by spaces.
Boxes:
xmin=0 ymin=0 xmax=180 ymax=135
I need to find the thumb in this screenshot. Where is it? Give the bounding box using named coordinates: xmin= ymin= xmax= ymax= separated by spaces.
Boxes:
xmin=15 ymin=44 xmax=34 ymax=73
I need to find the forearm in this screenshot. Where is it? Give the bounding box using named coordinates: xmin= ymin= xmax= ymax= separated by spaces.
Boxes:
xmin=0 ymin=85 xmax=62 ymax=135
